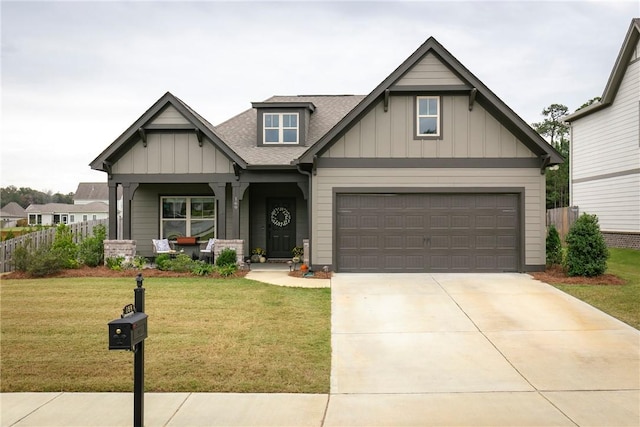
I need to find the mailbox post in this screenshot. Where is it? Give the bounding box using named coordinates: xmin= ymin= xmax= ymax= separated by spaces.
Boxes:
xmin=108 ymin=273 xmax=147 ymax=427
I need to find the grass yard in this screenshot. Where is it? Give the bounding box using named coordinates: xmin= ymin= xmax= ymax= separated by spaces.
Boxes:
xmin=553 ymin=248 xmax=640 ymax=330
xmin=0 ymin=277 xmax=330 ymax=393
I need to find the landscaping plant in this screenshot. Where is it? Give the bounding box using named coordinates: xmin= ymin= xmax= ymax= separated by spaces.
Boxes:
xmin=51 ymin=224 xmax=79 ymax=269
xmin=78 ymin=224 xmax=106 ymax=267
xmin=565 ymin=213 xmax=609 ymax=277
xmin=545 ymin=224 xmax=563 ymax=266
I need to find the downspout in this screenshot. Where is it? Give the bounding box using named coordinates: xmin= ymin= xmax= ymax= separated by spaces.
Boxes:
xmin=296 ymin=163 xmax=313 ymax=268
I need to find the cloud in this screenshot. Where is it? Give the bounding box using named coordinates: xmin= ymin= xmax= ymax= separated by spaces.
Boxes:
xmin=1 ymin=0 xmax=638 ymax=193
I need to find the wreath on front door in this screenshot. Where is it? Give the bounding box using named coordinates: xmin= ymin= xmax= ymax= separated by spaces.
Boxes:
xmin=270 ymin=207 xmax=291 ymax=227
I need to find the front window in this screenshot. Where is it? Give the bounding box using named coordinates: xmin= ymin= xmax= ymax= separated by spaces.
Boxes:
xmin=28 ymin=214 xmax=42 ymax=225
xmin=416 ymin=96 xmax=440 ymax=137
xmin=264 ymin=113 xmax=298 ymax=144
xmin=161 ymin=197 xmax=216 ymax=240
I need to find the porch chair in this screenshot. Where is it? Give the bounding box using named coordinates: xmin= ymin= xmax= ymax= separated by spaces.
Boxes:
xmin=200 ymin=238 xmax=216 ymax=264
xmin=152 ymin=238 xmax=176 ymax=255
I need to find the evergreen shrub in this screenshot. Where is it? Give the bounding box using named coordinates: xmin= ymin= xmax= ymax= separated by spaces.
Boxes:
xmin=565 ymin=214 xmax=609 ymax=277
xmin=545 ymin=225 xmax=563 ymax=266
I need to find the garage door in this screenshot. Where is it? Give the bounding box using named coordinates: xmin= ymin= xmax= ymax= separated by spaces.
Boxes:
xmin=336 ymin=193 xmax=519 ymax=272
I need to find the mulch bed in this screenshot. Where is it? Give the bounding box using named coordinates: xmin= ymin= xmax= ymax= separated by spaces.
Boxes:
xmin=288 ymin=270 xmax=332 ymax=280
xmin=1 ymin=265 xmax=248 ymax=280
xmin=530 ymin=265 xmax=626 ymax=286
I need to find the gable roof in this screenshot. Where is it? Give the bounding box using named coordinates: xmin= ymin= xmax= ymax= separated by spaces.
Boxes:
xmin=298 ymin=37 xmax=563 ymax=165
xmin=25 ymin=202 xmax=109 ymax=214
xmin=0 ymin=202 xmax=26 ymax=218
xmin=215 ymin=95 xmax=365 ymax=166
xmin=90 ymin=92 xmax=246 ymax=171
xmin=565 ymin=18 xmax=640 ymax=122
xmin=74 ymin=182 xmax=122 ymax=201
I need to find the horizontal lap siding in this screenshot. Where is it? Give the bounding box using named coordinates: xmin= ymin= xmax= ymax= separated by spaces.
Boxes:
xmin=573 ymin=174 xmax=640 ymax=232
xmin=312 ymin=168 xmax=544 ymax=268
xmin=572 ymin=57 xmax=639 ymax=181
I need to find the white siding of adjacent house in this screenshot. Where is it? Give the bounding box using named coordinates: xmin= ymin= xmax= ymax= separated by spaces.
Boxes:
xmin=111 ymin=133 xmax=234 ymax=174
xmin=312 ymin=168 xmax=545 ymax=268
xmin=570 ymin=40 xmax=640 ymax=232
xmin=326 ymin=97 xmax=535 ymax=159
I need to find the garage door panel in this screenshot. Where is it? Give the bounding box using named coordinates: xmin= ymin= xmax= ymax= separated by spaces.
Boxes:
xmin=336 ymin=193 xmax=519 ymax=272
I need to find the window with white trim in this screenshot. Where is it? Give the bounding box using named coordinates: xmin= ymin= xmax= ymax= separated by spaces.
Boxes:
xmin=416 ymin=96 xmax=440 ymax=137
xmin=161 ymin=197 xmax=216 ymax=240
xmin=264 ymin=113 xmax=298 ymax=144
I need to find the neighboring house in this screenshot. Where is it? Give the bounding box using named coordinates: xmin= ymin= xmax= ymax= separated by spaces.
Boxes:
xmin=25 ymin=202 xmax=109 ymax=226
xmin=0 ymin=202 xmax=26 ymax=228
xmin=564 ymin=18 xmax=640 ymax=249
xmin=91 ymin=37 xmax=562 ymax=272
xmin=74 ymin=182 xmax=123 ymax=218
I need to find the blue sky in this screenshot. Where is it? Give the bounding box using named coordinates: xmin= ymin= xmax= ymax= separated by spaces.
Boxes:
xmin=1 ymin=1 xmax=638 ymax=194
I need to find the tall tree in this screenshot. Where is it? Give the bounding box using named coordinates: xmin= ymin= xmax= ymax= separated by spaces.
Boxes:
xmin=532 ymin=104 xmax=570 ymax=209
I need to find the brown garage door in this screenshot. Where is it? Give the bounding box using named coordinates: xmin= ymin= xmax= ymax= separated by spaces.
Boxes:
xmin=336 ymin=193 xmax=519 ymax=272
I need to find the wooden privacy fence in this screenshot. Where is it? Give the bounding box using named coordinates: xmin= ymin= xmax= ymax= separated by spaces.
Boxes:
xmin=546 ymin=206 xmax=579 ymax=240
xmin=0 ymin=219 xmax=108 ymax=273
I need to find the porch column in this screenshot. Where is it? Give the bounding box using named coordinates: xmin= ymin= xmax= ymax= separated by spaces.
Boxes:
xmin=121 ymin=183 xmax=138 ymax=240
xmin=210 ymin=183 xmax=227 ymax=239
xmin=108 ymin=181 xmax=118 ymax=240
xmin=231 ymin=182 xmax=250 ymax=239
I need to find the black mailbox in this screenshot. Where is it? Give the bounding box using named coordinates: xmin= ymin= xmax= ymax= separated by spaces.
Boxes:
xmin=108 ymin=312 xmax=148 ymax=350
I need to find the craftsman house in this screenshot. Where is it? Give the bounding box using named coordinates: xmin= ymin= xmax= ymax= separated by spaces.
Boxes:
xmin=91 ymin=37 xmax=562 ymax=272
xmin=564 ymin=18 xmax=640 ymax=249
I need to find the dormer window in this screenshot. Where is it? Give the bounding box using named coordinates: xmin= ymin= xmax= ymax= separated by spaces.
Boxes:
xmin=252 ymin=100 xmax=316 ymax=147
xmin=264 ymin=113 xmax=299 ymax=144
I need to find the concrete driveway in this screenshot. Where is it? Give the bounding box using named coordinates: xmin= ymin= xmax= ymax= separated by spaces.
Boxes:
xmin=327 ymin=273 xmax=640 ymax=426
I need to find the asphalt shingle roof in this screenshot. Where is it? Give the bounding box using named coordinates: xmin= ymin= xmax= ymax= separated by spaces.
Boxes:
xmin=215 ymin=95 xmax=365 ymax=166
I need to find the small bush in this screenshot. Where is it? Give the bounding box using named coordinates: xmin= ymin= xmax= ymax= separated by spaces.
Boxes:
xmin=28 ymin=245 xmax=64 ymax=277
xmin=214 ymin=264 xmax=237 ymax=277
xmin=51 ymin=224 xmax=78 ymax=269
xmin=216 ymin=248 xmax=237 ymax=267
xmin=78 ymin=225 xmax=106 ymax=267
xmin=191 ymin=261 xmax=214 ymax=276
xmin=168 ymin=254 xmax=196 ymax=272
xmin=11 ymin=241 xmax=32 ymax=272
xmin=546 ymin=225 xmax=563 ymax=266
xmin=565 ymin=214 xmax=609 ymax=277
xmin=155 ymin=254 xmax=172 ymax=271
xmin=106 ymin=256 xmax=125 ymax=270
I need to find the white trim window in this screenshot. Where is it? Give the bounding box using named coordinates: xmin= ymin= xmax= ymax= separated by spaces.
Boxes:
xmin=161 ymin=197 xmax=216 ymax=240
xmin=416 ymin=96 xmax=440 ymax=137
xmin=264 ymin=113 xmax=298 ymax=144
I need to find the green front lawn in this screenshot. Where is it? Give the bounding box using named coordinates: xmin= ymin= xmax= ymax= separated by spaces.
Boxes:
xmin=553 ymin=248 xmax=640 ymax=329
xmin=0 ymin=277 xmax=330 ymax=392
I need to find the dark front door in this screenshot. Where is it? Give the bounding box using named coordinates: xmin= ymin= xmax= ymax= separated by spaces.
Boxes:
xmin=267 ymin=198 xmax=296 ymax=258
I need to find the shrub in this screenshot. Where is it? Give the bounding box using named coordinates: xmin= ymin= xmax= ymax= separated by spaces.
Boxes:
xmin=168 ymin=254 xmax=195 ymax=272
xmin=565 ymin=214 xmax=609 ymax=277
xmin=214 ymin=264 xmax=237 ymax=277
xmin=28 ymin=244 xmax=64 ymax=277
xmin=155 ymin=254 xmax=172 ymax=271
xmin=106 ymin=256 xmax=125 ymax=270
xmin=191 ymin=261 xmax=214 ymax=276
xmin=11 ymin=240 xmax=32 ymax=272
xmin=216 ymin=248 xmax=237 ymax=267
xmin=545 ymin=225 xmax=563 ymax=266
xmin=51 ymin=224 xmax=78 ymax=269
xmin=78 ymin=225 xmax=106 ymax=267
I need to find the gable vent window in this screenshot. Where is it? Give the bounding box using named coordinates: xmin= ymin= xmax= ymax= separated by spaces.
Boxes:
xmin=416 ymin=96 xmax=441 ymax=137
xmin=264 ymin=113 xmax=298 ymax=144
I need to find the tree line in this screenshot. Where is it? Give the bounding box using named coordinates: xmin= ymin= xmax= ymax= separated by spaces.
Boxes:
xmin=532 ymin=97 xmax=600 ymax=209
xmin=1 ymin=186 xmax=74 ymax=209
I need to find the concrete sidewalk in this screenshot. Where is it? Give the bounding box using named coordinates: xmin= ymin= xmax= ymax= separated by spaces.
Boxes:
xmin=2 ymin=272 xmax=639 ymax=426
